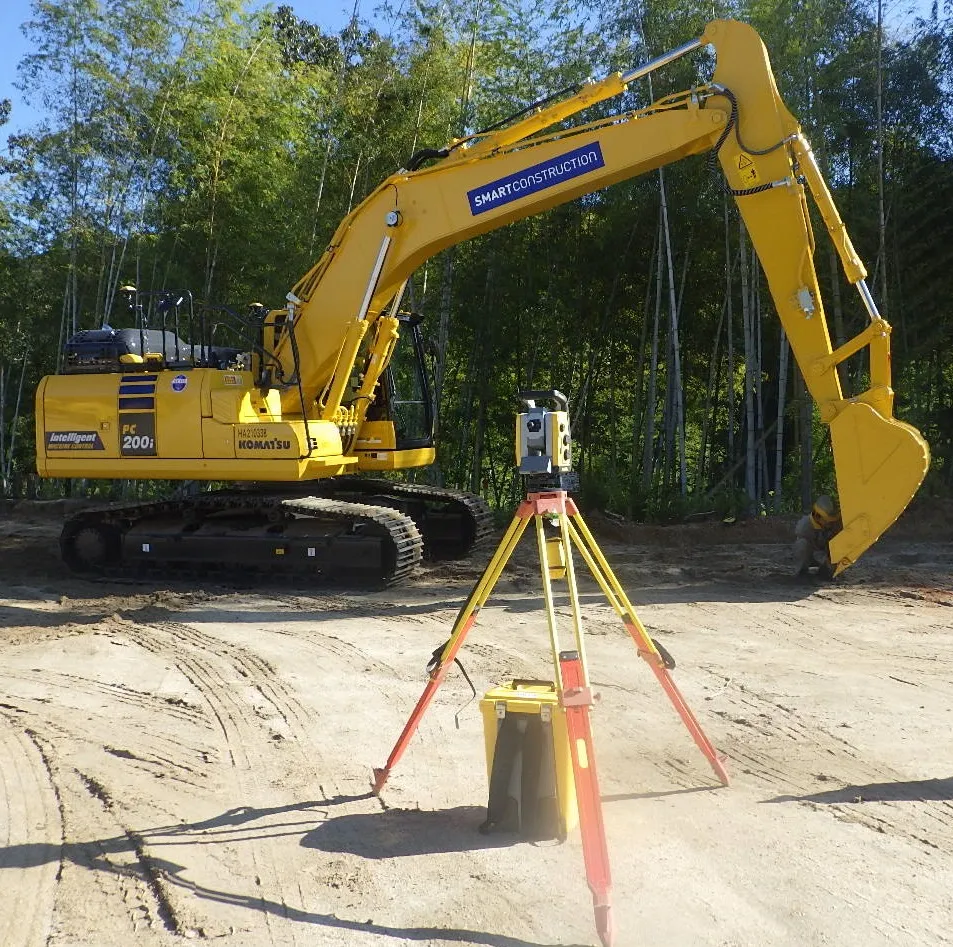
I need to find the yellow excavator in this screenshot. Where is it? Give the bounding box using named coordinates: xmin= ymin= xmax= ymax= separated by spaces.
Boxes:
xmin=35 ymin=20 xmax=929 ymax=583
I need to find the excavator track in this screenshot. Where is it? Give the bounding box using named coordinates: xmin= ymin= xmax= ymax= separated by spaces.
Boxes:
xmin=60 ymin=492 xmax=423 ymax=586
xmin=306 ymin=478 xmax=494 ymax=559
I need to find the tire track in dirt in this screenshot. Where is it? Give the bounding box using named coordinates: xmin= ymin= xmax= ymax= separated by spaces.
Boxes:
xmin=244 ymin=590 xmax=447 ymax=679
xmin=267 ymin=624 xmax=399 ymax=678
xmin=0 ymin=662 xmax=217 ymax=793
xmin=697 ymin=661 xmax=953 ymax=946
xmin=630 ymin=594 xmax=953 ymax=946
xmin=0 ymin=715 xmax=63 ymax=947
xmin=107 ymin=614 xmax=329 ymax=945
xmin=123 ymin=616 xmax=318 ymax=748
xmin=0 ymin=667 xmax=206 ymax=726
xmin=69 ymin=767 xmax=189 ymax=937
xmin=713 ymin=681 xmax=953 ymax=848
xmin=688 ymin=598 xmax=953 ymax=834
xmin=0 ymin=693 xmax=209 ymax=939
xmin=612 ymin=593 xmax=953 ymax=944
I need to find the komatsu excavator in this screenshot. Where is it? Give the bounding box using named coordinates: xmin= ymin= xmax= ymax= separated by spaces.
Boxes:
xmin=35 ymin=20 xmax=929 ymax=584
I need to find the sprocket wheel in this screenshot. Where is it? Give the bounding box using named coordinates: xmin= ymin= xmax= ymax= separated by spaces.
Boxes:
xmin=62 ymin=522 xmax=120 ymax=572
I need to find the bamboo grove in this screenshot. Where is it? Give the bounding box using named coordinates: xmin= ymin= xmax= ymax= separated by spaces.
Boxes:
xmin=0 ymin=0 xmax=951 ymax=520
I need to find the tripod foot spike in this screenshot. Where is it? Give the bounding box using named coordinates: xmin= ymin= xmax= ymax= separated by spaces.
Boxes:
xmin=371 ymin=767 xmax=389 ymax=795
xmin=594 ymin=903 xmax=613 ymax=947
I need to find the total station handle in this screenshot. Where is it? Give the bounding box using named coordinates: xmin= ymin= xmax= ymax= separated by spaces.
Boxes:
xmin=519 ymin=389 xmax=568 ymax=411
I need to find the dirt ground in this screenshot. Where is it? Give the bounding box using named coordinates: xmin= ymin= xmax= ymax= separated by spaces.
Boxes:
xmin=1 ymin=501 xmax=952 ymax=947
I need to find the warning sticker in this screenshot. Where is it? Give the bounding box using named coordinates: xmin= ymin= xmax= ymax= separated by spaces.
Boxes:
xmin=737 ymin=153 xmax=760 ymax=186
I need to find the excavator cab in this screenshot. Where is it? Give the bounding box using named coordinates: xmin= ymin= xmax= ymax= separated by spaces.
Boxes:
xmin=363 ymin=313 xmax=436 ymax=452
xmin=384 ymin=314 xmax=436 ymax=451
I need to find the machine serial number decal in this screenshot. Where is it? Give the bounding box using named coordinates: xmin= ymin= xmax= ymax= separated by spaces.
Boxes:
xmin=46 ymin=431 xmax=105 ymax=451
xmin=237 ymin=425 xmax=293 ymax=452
xmin=467 ymin=142 xmax=605 ymax=216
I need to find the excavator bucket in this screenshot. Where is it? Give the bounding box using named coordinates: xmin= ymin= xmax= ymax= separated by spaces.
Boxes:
xmin=828 ymin=402 xmax=930 ymax=575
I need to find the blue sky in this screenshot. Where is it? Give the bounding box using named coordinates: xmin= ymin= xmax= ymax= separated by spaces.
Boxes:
xmin=0 ymin=0 xmax=365 ymax=136
xmin=0 ymin=0 xmax=940 ymax=138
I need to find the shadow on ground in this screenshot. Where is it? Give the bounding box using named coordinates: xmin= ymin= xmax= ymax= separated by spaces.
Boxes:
xmin=0 ymin=792 xmax=582 ymax=946
xmin=765 ymin=776 xmax=953 ymax=804
xmin=300 ymin=805 xmax=525 ymax=858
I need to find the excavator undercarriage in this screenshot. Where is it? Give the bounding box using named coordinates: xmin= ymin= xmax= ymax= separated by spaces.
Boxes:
xmin=60 ymin=480 xmax=492 ymax=585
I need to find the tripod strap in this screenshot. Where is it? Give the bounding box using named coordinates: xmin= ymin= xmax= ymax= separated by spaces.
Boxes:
xmin=480 ymin=713 xmax=523 ymax=834
xmin=519 ymin=715 xmax=545 ymax=837
xmin=479 ymin=711 xmax=555 ymax=838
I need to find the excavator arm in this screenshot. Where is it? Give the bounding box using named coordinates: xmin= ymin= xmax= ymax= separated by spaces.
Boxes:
xmin=705 ymin=20 xmax=929 ymax=573
xmin=263 ymin=19 xmax=927 ymax=574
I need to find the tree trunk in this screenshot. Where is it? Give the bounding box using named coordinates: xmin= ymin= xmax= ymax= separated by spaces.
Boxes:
xmin=725 ymin=199 xmax=735 ymax=478
xmin=629 ymin=220 xmax=659 ymax=516
xmin=797 ymin=368 xmax=813 ymax=510
xmin=4 ymin=353 xmax=28 ymax=489
xmin=774 ymin=330 xmax=789 ymax=511
xmin=826 ymin=243 xmax=847 ymax=391
xmin=641 ymin=214 xmax=664 ymax=495
xmin=876 ymin=0 xmax=887 ymax=319
xmin=698 ymin=287 xmax=728 ymax=488
xmin=739 ymin=220 xmax=756 ymax=506
xmin=434 ymin=250 xmax=454 ymax=431
xmin=658 ymin=167 xmax=687 ymax=495
xmin=0 ymin=364 xmax=6 ymax=495
xmin=754 ymin=257 xmax=769 ymax=505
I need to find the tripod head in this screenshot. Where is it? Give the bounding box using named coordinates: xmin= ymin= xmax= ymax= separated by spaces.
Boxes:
xmin=516 ymin=390 xmax=578 ymax=491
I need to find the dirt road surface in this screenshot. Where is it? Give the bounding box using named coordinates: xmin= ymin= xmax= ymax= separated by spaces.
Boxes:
xmin=1 ymin=502 xmax=952 ymax=947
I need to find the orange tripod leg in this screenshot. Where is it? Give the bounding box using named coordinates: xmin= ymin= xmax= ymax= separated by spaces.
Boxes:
xmin=625 ymin=624 xmax=730 ymax=786
xmin=560 ymin=649 xmax=613 ymax=947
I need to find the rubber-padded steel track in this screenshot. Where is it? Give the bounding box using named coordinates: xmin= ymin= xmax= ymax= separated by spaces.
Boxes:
xmin=60 ymin=491 xmax=423 ymax=585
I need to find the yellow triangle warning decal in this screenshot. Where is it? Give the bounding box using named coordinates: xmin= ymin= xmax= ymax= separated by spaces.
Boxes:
xmin=736 ymin=152 xmax=760 ymax=186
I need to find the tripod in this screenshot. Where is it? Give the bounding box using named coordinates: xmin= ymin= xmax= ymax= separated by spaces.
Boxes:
xmin=372 ymin=489 xmax=729 ymax=947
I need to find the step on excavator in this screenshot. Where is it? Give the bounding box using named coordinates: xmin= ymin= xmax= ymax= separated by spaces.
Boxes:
xmin=35 ymin=19 xmax=929 ymax=585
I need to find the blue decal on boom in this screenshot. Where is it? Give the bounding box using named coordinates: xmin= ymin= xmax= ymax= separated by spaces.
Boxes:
xmin=467 ymin=142 xmax=606 ymax=216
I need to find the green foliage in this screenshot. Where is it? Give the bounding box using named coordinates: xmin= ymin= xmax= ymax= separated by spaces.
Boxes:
xmin=0 ymin=0 xmax=951 ymax=505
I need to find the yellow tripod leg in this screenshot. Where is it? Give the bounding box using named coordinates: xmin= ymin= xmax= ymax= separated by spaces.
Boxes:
xmin=372 ymin=504 xmax=532 ymax=794
xmin=532 ymin=499 xmax=593 ymax=687
xmin=558 ymin=508 xmax=591 ymax=684
xmin=534 ymin=513 xmax=569 ymax=686
xmin=567 ymin=506 xmax=729 ymax=786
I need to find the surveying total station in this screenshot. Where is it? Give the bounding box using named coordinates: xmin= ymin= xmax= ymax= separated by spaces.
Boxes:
xmin=372 ymin=390 xmax=729 ymax=947
xmin=515 ymin=389 xmax=575 ymax=486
